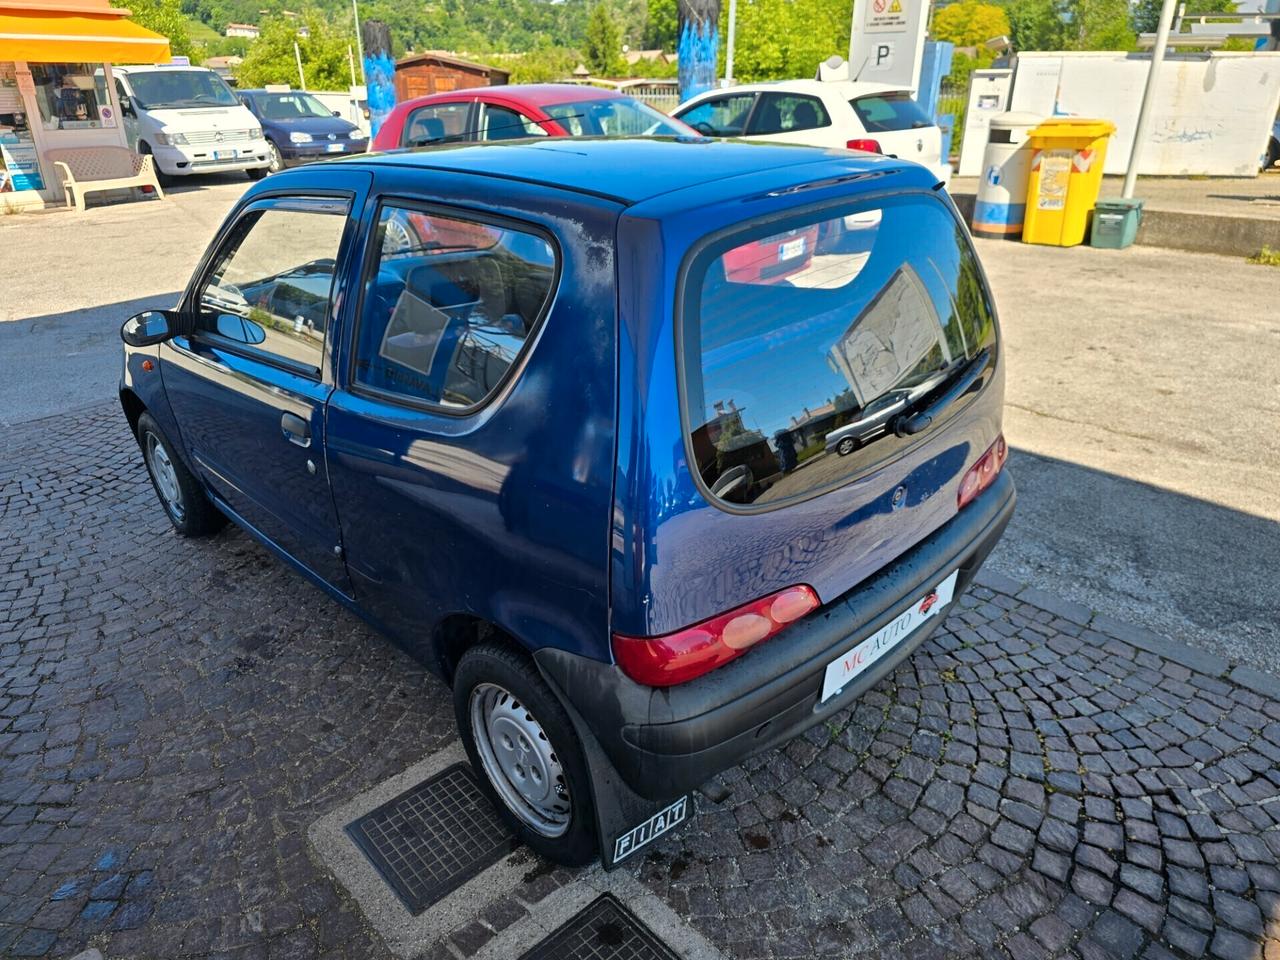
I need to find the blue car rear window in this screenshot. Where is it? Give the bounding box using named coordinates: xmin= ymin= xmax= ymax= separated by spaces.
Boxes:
xmin=680 ymin=194 xmax=996 ymax=508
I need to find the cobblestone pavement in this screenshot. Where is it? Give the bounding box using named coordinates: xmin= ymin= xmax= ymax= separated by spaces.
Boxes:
xmin=3 ymin=403 xmax=1279 ymax=960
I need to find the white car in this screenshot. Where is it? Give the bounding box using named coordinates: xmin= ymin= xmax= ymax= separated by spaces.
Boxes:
xmin=673 ymin=79 xmax=950 ymax=185
xmin=113 ymin=65 xmax=271 ymax=180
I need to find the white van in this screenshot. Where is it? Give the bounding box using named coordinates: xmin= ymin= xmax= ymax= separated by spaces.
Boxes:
xmin=113 ymin=65 xmax=271 ymax=180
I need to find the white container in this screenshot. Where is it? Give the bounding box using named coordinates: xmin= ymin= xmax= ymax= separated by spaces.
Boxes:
xmin=972 ymin=112 xmax=1041 ymax=239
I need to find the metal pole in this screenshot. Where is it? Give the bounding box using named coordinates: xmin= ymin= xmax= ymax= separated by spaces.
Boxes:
xmin=352 ymin=0 xmax=366 ymax=82
xmin=294 ymin=40 xmax=306 ymax=90
xmin=725 ymin=0 xmax=738 ymax=84
xmin=1122 ymin=0 xmax=1177 ymax=197
xmin=849 ymin=0 xmax=860 ymax=69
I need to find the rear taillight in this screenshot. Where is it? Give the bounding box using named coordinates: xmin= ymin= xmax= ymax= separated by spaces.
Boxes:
xmin=847 ymin=138 xmax=882 ymax=153
xmin=958 ymin=434 xmax=1008 ymax=509
xmin=613 ymin=585 xmax=821 ymax=687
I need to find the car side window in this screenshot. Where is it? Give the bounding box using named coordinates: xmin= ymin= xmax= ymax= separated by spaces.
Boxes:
xmin=678 ymin=94 xmax=756 ymax=137
xmin=480 ymin=104 xmax=547 ymax=141
xmin=354 ymin=204 xmax=557 ymax=410
xmin=403 ymin=102 xmax=471 ymax=145
xmin=746 ymin=93 xmax=831 ymax=135
xmin=194 ymin=199 xmax=349 ymax=374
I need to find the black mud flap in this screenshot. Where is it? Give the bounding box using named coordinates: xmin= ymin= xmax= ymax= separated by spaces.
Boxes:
xmin=549 ymin=684 xmax=691 ymax=870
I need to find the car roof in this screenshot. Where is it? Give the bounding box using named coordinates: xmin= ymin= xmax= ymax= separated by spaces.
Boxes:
xmin=336 ymin=136 xmax=937 ymax=206
xmin=397 ymin=83 xmax=631 ymax=110
xmin=114 ymin=64 xmax=215 ymax=73
xmin=684 ymin=79 xmax=908 ymax=100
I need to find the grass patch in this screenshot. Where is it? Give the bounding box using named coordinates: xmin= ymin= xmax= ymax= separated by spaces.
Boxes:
xmin=186 ymin=18 xmax=222 ymax=43
xmin=1247 ymin=245 xmax=1280 ymax=266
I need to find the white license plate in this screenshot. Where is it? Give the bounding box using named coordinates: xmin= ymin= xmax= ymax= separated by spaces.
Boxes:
xmin=820 ymin=570 xmax=958 ymax=703
xmin=779 ymin=237 xmax=805 ymax=261
xmin=213 ymin=150 xmax=235 ymax=161
xmin=326 ymin=143 xmax=344 ymax=153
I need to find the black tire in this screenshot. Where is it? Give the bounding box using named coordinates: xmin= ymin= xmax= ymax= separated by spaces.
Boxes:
xmin=1267 ymin=138 xmax=1280 ymax=171
xmin=137 ymin=141 xmax=174 ymax=188
xmin=245 ymin=165 xmax=269 ymax=181
xmin=453 ymin=642 xmax=598 ymax=866
xmin=136 ymin=412 xmax=225 ymax=537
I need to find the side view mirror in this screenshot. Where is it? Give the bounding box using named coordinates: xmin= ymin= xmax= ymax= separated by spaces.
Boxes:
xmin=119 ymin=95 xmax=135 ymax=118
xmin=120 ymin=309 xmax=177 ymax=347
xmin=332 ymin=110 xmax=341 ymax=117
xmin=215 ymin=313 xmax=266 ymax=344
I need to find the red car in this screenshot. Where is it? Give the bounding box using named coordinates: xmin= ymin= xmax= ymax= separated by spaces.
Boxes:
xmin=370 ymin=83 xmax=695 ymax=151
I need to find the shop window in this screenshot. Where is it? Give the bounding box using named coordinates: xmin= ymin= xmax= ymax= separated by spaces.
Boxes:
xmin=1 ymin=64 xmax=44 ymax=192
xmin=30 ymin=63 xmax=110 ymax=130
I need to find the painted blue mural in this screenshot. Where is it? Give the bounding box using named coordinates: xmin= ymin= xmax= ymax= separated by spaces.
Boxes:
xmin=678 ymin=20 xmax=718 ymax=101
xmin=363 ymin=51 xmax=396 ymax=138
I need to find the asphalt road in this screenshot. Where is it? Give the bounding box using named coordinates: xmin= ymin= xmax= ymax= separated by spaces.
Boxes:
xmin=1 ymin=187 xmax=1275 ymax=671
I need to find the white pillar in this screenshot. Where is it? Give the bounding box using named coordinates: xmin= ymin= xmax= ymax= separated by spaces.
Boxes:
xmin=725 ymin=0 xmax=738 ymax=84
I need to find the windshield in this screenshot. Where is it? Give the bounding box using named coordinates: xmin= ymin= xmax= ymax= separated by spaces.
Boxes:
xmin=681 ymin=195 xmax=996 ymax=507
xmin=127 ymin=70 xmax=240 ymax=110
xmin=543 ymin=97 xmax=687 ymax=137
xmin=253 ymin=92 xmax=333 ymax=120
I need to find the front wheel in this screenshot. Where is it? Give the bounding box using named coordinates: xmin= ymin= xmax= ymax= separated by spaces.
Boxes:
xmin=245 ymin=165 xmax=269 ymax=181
xmin=1266 ymin=138 xmax=1280 ymax=171
xmin=137 ymin=412 xmax=225 ymax=537
xmin=836 ymin=436 xmax=858 ymax=456
xmin=453 ymin=643 xmax=598 ymax=865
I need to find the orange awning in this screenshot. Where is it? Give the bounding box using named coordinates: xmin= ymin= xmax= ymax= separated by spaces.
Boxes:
xmin=0 ymin=9 xmax=170 ymax=63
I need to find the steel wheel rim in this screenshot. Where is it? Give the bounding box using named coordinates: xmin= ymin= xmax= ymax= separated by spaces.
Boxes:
xmin=838 ymin=437 xmax=856 ymax=455
xmin=146 ymin=433 xmax=185 ymax=522
xmin=469 ymin=682 xmax=571 ymax=837
xmin=268 ymin=143 xmax=283 ymax=173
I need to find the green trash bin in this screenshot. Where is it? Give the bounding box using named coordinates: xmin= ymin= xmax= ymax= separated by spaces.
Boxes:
xmin=1091 ymin=198 xmax=1144 ymax=249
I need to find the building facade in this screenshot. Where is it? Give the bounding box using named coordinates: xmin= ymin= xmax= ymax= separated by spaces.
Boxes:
xmin=0 ymin=0 xmax=168 ymax=210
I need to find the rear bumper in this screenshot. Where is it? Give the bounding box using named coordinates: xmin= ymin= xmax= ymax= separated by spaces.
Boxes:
xmin=536 ymin=470 xmax=1015 ymax=802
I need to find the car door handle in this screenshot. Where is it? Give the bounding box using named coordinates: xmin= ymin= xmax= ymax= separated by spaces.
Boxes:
xmin=281 ymin=412 xmax=311 ymax=448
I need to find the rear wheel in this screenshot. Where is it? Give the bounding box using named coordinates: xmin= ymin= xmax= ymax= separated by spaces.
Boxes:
xmin=1267 ymin=138 xmax=1280 ymax=171
xmin=137 ymin=412 xmax=225 ymax=537
xmin=453 ymin=643 xmax=597 ymax=865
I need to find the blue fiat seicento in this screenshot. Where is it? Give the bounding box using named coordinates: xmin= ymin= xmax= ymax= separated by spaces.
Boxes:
xmin=119 ymin=137 xmax=1014 ymax=867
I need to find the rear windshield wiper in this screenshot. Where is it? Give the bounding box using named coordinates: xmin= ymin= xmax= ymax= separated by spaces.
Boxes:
xmin=893 ymin=348 xmax=991 ymax=437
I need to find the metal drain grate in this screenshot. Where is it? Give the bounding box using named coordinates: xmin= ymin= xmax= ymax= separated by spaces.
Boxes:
xmin=520 ymin=893 xmax=682 ymax=960
xmin=345 ymin=762 xmax=518 ymax=915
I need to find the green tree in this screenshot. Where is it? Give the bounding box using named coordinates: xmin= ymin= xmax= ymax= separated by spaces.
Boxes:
xmin=932 ymin=0 xmax=1011 ymax=46
xmin=714 ymin=0 xmax=850 ymax=83
xmin=1068 ymin=0 xmax=1136 ymax=49
xmin=584 ymin=3 xmax=624 ymax=74
xmin=113 ymin=0 xmax=195 ymax=58
xmin=644 ymin=0 xmax=678 ymax=50
xmin=1005 ymin=0 xmax=1068 ymax=51
xmin=503 ymin=47 xmax=580 ymax=82
xmin=237 ymin=10 xmax=353 ymax=90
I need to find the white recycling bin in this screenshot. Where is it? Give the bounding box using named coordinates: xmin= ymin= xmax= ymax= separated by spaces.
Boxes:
xmin=972 ymin=112 xmax=1042 ymax=240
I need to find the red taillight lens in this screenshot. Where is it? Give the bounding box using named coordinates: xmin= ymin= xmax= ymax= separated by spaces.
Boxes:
xmin=613 ymin=585 xmax=821 ymax=687
xmin=847 ymin=138 xmax=882 ymax=153
xmin=958 ymin=434 xmax=1008 ymax=509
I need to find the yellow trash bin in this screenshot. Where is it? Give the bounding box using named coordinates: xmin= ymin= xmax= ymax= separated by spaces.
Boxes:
xmin=1022 ymin=118 xmax=1116 ymax=247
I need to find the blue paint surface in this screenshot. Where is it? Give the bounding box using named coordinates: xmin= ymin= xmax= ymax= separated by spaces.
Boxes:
xmin=678 ymin=21 xmax=719 ymax=101
xmin=363 ymin=52 xmax=397 ymax=138
xmin=80 ymin=900 xmax=116 ymax=922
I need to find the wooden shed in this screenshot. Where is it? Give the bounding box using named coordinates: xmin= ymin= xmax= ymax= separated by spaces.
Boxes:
xmin=393 ymin=51 xmax=509 ymax=101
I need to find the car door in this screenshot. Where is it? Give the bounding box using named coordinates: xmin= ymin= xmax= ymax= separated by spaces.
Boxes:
xmin=475 ymin=102 xmax=550 ymax=141
xmin=400 ymin=99 xmax=476 ymax=146
xmin=743 ymin=91 xmax=834 ymax=147
xmin=160 ymin=173 xmax=372 ymax=595
xmin=323 ymin=175 xmax=620 ymax=653
xmin=674 ymin=92 xmax=758 ymax=138
xmin=115 ymin=76 xmax=139 ymax=149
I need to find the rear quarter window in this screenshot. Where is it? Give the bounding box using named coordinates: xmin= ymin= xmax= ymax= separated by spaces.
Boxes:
xmin=679 ymin=194 xmax=996 ymax=509
xmin=851 ymin=93 xmax=933 ymax=132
